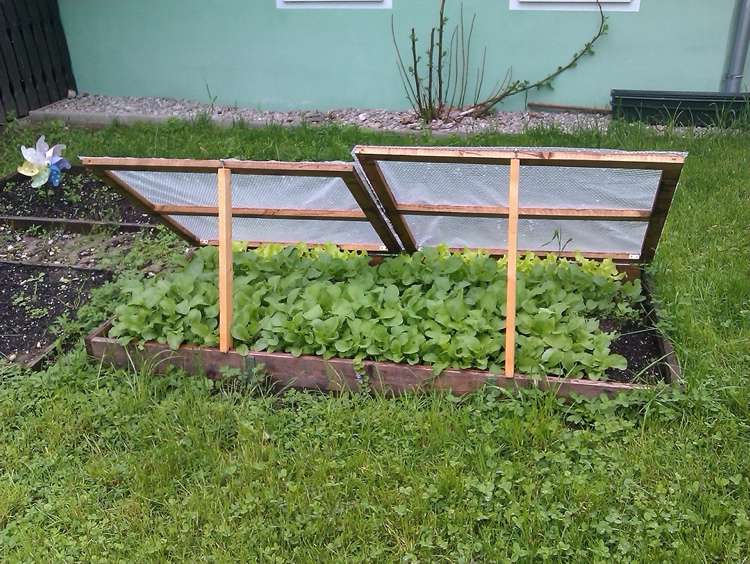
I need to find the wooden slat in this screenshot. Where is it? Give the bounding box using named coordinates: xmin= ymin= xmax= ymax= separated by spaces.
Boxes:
xmin=26 ymin=0 xmax=59 ymax=98
xmin=639 ymin=170 xmax=682 ymax=263
xmin=0 ymin=4 xmax=29 ymax=117
xmin=80 ymin=156 xmax=354 ymax=176
xmin=30 ymin=0 xmax=67 ymax=98
xmin=353 ymin=145 xmax=686 ymax=170
xmin=217 ymin=168 xmax=233 ymax=353
xmin=204 ymin=240 xmax=386 ymax=252
xmin=396 ymin=203 xmax=651 ymax=221
xmin=98 ymin=170 xmax=201 ymax=244
xmin=46 ymin=0 xmax=76 ymax=93
xmin=152 ymin=204 xmax=367 ymax=220
xmin=504 ymin=159 xmax=520 ymax=379
xmin=342 ymin=168 xmax=402 ymax=252
xmin=14 ymin=1 xmax=53 ymax=105
xmin=0 ymin=1 xmax=41 ymax=109
xmin=0 ymin=53 xmax=14 ymax=121
xmin=358 ymin=157 xmax=418 ymax=251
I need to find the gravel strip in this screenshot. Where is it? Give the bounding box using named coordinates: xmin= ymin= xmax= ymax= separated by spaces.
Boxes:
xmin=31 ymin=94 xmax=612 ymax=135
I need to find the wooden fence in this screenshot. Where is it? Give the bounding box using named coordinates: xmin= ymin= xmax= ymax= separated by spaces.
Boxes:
xmin=0 ymin=0 xmax=75 ymax=124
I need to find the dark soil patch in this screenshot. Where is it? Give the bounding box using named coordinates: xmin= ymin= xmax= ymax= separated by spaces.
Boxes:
xmin=601 ymin=308 xmax=665 ymax=384
xmin=0 ymin=262 xmax=112 ymax=365
xmin=0 ymin=167 xmax=154 ymax=224
xmin=0 ymin=226 xmax=138 ymax=269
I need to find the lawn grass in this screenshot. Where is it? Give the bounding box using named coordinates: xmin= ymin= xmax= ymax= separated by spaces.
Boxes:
xmin=1 ymin=118 xmax=749 ymax=561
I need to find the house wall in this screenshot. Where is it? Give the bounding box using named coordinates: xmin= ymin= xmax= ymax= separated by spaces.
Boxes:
xmin=58 ymin=0 xmax=737 ymax=111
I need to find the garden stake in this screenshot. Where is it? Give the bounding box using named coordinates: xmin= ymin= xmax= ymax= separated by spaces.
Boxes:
xmin=218 ymin=167 xmax=233 ymax=353
xmin=504 ymin=158 xmax=520 ymax=378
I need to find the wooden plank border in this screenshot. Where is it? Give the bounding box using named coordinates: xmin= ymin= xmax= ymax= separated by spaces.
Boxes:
xmin=85 ymin=315 xmax=682 ymax=399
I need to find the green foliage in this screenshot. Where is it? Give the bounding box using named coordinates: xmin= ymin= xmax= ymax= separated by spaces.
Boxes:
xmin=1 ymin=121 xmax=750 ymax=561
xmin=109 ymin=244 xmax=642 ymax=379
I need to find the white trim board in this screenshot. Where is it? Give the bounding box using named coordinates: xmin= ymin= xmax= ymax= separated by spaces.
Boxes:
xmin=510 ymin=0 xmax=641 ymax=11
xmin=277 ymin=0 xmax=392 ymax=9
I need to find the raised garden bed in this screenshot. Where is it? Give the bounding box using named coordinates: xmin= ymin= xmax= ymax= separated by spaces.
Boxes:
xmin=1 ymin=261 xmax=112 ymax=368
xmin=0 ymin=166 xmax=157 ymax=233
xmin=85 ymin=246 xmax=680 ymax=398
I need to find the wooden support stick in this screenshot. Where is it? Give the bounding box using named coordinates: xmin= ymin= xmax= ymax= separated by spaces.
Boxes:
xmin=217 ymin=168 xmax=233 ymax=353
xmin=504 ymin=159 xmax=520 ymax=378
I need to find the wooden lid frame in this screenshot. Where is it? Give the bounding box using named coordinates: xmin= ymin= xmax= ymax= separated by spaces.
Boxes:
xmin=352 ymin=146 xmax=686 ymax=264
xmin=80 ymin=156 xmax=401 ymax=253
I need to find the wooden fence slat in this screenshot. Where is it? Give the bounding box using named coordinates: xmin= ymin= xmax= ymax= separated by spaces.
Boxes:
xmin=0 ymin=50 xmax=15 ymax=121
xmin=0 ymin=5 xmax=28 ymax=117
xmin=30 ymin=0 xmax=67 ymax=98
xmin=24 ymin=0 xmax=58 ymax=103
xmin=13 ymin=1 xmax=52 ymax=106
xmin=46 ymin=0 xmax=76 ymax=92
xmin=217 ymin=168 xmax=233 ymax=353
xmin=504 ymin=159 xmax=520 ymax=378
xmin=0 ymin=0 xmax=74 ymax=118
xmin=0 ymin=1 xmax=41 ymax=110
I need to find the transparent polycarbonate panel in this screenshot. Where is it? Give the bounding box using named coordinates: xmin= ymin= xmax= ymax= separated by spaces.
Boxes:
xmin=377 ymin=161 xmax=508 ymax=206
xmin=517 ymin=219 xmax=648 ymax=255
xmin=110 ymin=171 xmax=360 ymax=209
xmin=405 ymin=216 xmax=508 ymax=249
xmin=404 ymin=215 xmax=648 ymax=255
xmin=518 ymin=166 xmax=661 ymax=209
xmin=375 ymin=161 xmax=661 ymax=210
xmin=168 ymin=216 xmax=385 ymax=248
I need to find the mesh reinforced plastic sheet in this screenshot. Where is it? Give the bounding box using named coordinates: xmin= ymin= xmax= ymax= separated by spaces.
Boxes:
xmin=84 ymin=147 xmax=685 ymax=259
xmin=168 ymin=215 xmax=384 ymax=247
xmin=376 ymin=161 xmax=662 ymax=210
xmin=404 ymin=216 xmax=648 ymax=255
xmin=111 ymin=170 xmax=360 ymax=209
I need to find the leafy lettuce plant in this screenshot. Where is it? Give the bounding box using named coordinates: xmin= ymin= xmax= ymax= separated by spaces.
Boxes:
xmin=109 ymin=245 xmax=644 ymax=380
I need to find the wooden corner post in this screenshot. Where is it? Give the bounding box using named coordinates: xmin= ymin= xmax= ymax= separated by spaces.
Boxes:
xmin=217 ymin=167 xmax=233 ymax=353
xmin=504 ymin=158 xmax=520 ymax=378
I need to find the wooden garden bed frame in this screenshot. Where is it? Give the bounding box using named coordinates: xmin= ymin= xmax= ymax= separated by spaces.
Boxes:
xmin=81 ymin=148 xmax=686 ymax=397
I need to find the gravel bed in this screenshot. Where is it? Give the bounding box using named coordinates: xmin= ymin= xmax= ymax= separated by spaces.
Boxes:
xmin=32 ymin=94 xmax=612 ymax=135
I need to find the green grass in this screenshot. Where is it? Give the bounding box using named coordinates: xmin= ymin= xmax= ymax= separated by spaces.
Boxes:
xmin=1 ymin=118 xmax=749 ymax=561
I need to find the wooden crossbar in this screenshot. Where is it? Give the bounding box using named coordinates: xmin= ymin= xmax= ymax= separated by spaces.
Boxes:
xmin=153 ymin=205 xmax=367 ymax=221
xmin=396 ymin=203 xmax=651 ymax=221
xmin=504 ymin=159 xmax=520 ymax=378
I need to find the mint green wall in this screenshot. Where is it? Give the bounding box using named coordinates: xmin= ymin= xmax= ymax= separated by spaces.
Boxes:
xmin=58 ymin=1 xmax=736 ymax=111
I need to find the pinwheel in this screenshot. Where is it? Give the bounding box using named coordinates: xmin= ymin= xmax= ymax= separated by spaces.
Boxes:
xmin=17 ymin=136 xmax=71 ymax=188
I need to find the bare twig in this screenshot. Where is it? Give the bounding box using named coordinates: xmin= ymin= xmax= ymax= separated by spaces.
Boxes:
xmin=460 ymin=1 xmax=608 ymax=118
xmin=391 ymin=0 xmax=608 ymax=122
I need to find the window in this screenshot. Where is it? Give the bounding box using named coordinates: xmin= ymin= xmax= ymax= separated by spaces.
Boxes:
xmin=509 ymin=0 xmax=640 ymax=11
xmin=277 ymin=0 xmax=392 ymax=9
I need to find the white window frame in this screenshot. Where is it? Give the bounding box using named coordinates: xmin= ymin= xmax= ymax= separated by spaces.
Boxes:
xmin=510 ymin=0 xmax=640 ymax=11
xmin=277 ymin=0 xmax=392 ymax=9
